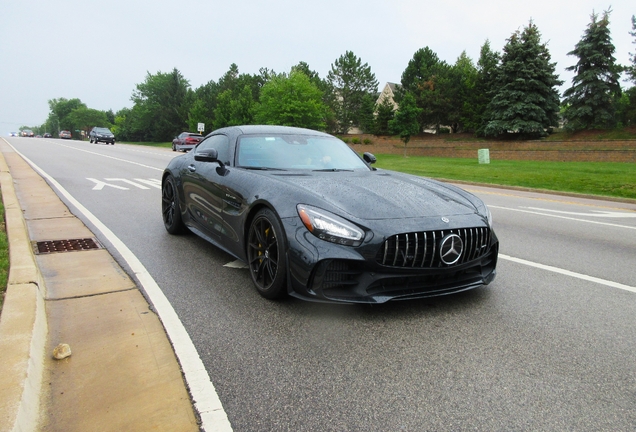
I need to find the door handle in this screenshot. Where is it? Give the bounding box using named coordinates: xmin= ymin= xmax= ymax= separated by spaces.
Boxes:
xmin=187 ymin=164 xmax=196 ymax=173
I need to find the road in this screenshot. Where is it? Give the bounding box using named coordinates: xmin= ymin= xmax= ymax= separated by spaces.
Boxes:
xmin=6 ymin=136 xmax=636 ymax=431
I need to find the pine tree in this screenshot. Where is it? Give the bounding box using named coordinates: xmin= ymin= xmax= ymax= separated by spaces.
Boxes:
xmin=471 ymin=40 xmax=500 ymax=135
xmin=562 ymin=10 xmax=622 ymax=130
xmin=484 ymin=22 xmax=562 ymax=138
xmin=327 ymin=51 xmax=379 ymax=134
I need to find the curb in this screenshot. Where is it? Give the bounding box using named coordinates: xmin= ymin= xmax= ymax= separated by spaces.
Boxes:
xmin=0 ymin=147 xmax=47 ymax=432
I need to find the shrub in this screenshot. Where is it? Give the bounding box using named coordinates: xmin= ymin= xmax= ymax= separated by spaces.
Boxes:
xmin=351 ymin=137 xmax=361 ymax=144
xmin=363 ymin=138 xmax=372 ymax=145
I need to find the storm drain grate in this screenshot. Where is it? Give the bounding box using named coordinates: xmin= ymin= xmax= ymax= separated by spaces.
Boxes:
xmin=34 ymin=238 xmax=102 ymax=255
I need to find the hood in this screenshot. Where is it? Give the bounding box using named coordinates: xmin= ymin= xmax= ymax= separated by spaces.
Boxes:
xmin=272 ymin=170 xmax=479 ymax=220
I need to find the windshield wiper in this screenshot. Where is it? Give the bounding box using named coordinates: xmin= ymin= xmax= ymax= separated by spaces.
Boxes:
xmin=240 ymin=166 xmax=286 ymax=171
xmin=312 ymin=168 xmax=354 ymax=172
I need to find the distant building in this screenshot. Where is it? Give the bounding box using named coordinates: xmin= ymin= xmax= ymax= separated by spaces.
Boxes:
xmin=376 ymin=82 xmax=399 ymax=110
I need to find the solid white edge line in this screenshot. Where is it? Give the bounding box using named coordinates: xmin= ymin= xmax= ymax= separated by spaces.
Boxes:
xmin=489 ymin=205 xmax=636 ymax=230
xmin=10 ymin=145 xmax=232 ymax=432
xmin=499 ymin=254 xmax=636 ymax=293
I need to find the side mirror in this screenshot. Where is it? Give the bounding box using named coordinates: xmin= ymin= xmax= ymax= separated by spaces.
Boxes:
xmin=363 ymin=152 xmax=376 ymax=164
xmin=194 ymin=148 xmax=225 ymax=169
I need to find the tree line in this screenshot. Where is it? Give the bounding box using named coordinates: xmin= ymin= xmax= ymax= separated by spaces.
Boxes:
xmin=26 ymin=10 xmax=636 ymax=143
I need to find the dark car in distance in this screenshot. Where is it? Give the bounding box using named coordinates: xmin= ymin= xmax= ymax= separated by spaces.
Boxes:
xmin=172 ymin=132 xmax=204 ymax=152
xmin=21 ymin=129 xmax=35 ymax=137
xmin=89 ymin=127 xmax=115 ymax=144
xmin=162 ymin=125 xmax=498 ymax=304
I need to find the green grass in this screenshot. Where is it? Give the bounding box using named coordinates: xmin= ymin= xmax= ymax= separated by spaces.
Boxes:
xmin=373 ymin=154 xmax=636 ymax=200
xmin=0 ymin=197 xmax=8 ymax=313
xmin=545 ymin=129 xmax=636 ymax=141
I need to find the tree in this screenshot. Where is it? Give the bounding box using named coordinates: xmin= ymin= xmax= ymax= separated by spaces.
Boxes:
xmin=131 ymin=68 xmax=191 ymax=141
xmin=47 ymin=98 xmax=87 ymax=132
xmin=447 ymin=51 xmax=478 ymax=132
xmin=374 ymin=97 xmax=396 ymax=135
xmin=187 ymin=99 xmax=208 ymax=134
xmin=468 ymin=40 xmax=500 ymax=135
xmin=66 ymin=107 xmax=110 ymax=136
xmin=255 ymin=71 xmax=326 ymax=130
xmin=484 ymin=21 xmax=562 ymax=138
xmin=562 ymin=10 xmax=622 ymax=131
xmin=213 ymin=85 xmax=256 ymax=129
xmin=292 ymin=61 xmax=338 ymax=132
xmin=389 ymin=92 xmax=422 ymax=156
xmin=327 ymin=51 xmax=379 ymax=133
xmin=627 ymin=15 xmax=636 ymax=84
xmin=399 ymin=47 xmax=452 ymax=133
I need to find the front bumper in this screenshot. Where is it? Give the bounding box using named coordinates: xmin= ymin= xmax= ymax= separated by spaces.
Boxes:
xmin=281 ymin=217 xmax=499 ymax=304
xmin=94 ymin=136 xmax=115 ymax=143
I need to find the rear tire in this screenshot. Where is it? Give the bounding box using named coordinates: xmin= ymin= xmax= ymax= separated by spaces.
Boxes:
xmin=247 ymin=208 xmax=288 ymax=299
xmin=162 ymin=175 xmax=186 ymax=234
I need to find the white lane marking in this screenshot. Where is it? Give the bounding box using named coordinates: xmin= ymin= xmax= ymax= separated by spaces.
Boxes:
xmin=134 ymin=178 xmax=162 ymax=188
xmin=105 ymin=178 xmax=150 ymax=190
xmin=56 ymin=143 xmax=164 ymax=171
xmin=489 ymin=205 xmax=636 ymax=230
xmin=11 ymin=146 xmax=233 ymax=431
xmin=224 ymin=260 xmax=248 ymax=269
xmin=500 ymin=254 xmax=636 ymax=294
xmin=87 ymin=178 xmax=129 ymax=190
xmin=524 ymin=207 xmax=636 ymax=218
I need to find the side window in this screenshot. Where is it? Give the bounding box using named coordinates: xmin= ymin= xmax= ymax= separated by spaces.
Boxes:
xmin=197 ymin=134 xmax=230 ymax=165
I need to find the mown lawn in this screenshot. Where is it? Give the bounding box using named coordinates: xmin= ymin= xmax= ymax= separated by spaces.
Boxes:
xmin=373 ymin=154 xmax=636 ymax=200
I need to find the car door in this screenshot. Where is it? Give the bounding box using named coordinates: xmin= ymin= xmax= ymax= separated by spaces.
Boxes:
xmin=180 ymin=134 xmax=232 ymax=243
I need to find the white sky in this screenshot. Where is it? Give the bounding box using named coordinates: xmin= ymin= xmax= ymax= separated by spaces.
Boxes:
xmin=1 ymin=0 xmax=633 ymax=133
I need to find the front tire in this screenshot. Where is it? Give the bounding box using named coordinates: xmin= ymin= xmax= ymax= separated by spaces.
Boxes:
xmin=247 ymin=209 xmax=287 ymax=299
xmin=162 ymin=175 xmax=186 ymax=234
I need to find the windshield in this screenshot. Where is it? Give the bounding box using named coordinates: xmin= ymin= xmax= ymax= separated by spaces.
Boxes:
xmin=236 ymin=134 xmax=370 ymax=171
xmin=95 ymin=128 xmax=111 ymax=133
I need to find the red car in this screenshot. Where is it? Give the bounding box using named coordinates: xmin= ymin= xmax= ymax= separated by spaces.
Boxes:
xmin=172 ymin=132 xmax=203 ymax=152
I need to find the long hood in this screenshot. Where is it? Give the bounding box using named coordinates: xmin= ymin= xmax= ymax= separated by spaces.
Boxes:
xmin=271 ymin=170 xmax=479 ymax=220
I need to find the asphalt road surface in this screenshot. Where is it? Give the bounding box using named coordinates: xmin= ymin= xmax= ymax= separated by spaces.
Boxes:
xmin=6 ymin=136 xmax=636 ymax=431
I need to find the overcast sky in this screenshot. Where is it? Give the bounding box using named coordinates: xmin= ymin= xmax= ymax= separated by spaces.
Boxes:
xmin=1 ymin=0 xmax=633 ymax=134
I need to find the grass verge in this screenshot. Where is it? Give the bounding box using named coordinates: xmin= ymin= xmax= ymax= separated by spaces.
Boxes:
xmin=374 ymin=155 xmax=636 ymax=200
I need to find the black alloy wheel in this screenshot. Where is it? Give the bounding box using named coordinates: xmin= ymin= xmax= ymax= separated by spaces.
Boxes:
xmin=162 ymin=175 xmax=186 ymax=234
xmin=247 ymin=209 xmax=287 ymax=299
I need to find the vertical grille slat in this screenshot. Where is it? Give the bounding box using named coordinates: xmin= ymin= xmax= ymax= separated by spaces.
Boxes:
xmin=377 ymin=227 xmax=491 ymax=269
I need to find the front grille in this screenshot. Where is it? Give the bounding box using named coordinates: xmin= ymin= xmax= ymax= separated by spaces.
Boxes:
xmin=377 ymin=227 xmax=491 ymax=268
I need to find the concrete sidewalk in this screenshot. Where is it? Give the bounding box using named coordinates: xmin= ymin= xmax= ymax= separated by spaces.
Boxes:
xmin=0 ymin=141 xmax=200 ymax=430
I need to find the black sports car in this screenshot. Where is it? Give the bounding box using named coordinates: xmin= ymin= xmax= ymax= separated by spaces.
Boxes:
xmin=162 ymin=125 xmax=498 ymax=304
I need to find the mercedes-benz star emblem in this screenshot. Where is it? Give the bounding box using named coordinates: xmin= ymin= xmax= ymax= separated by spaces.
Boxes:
xmin=439 ymin=234 xmax=463 ymax=265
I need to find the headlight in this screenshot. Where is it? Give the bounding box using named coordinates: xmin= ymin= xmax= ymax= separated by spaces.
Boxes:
xmin=297 ymin=204 xmax=364 ymax=246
